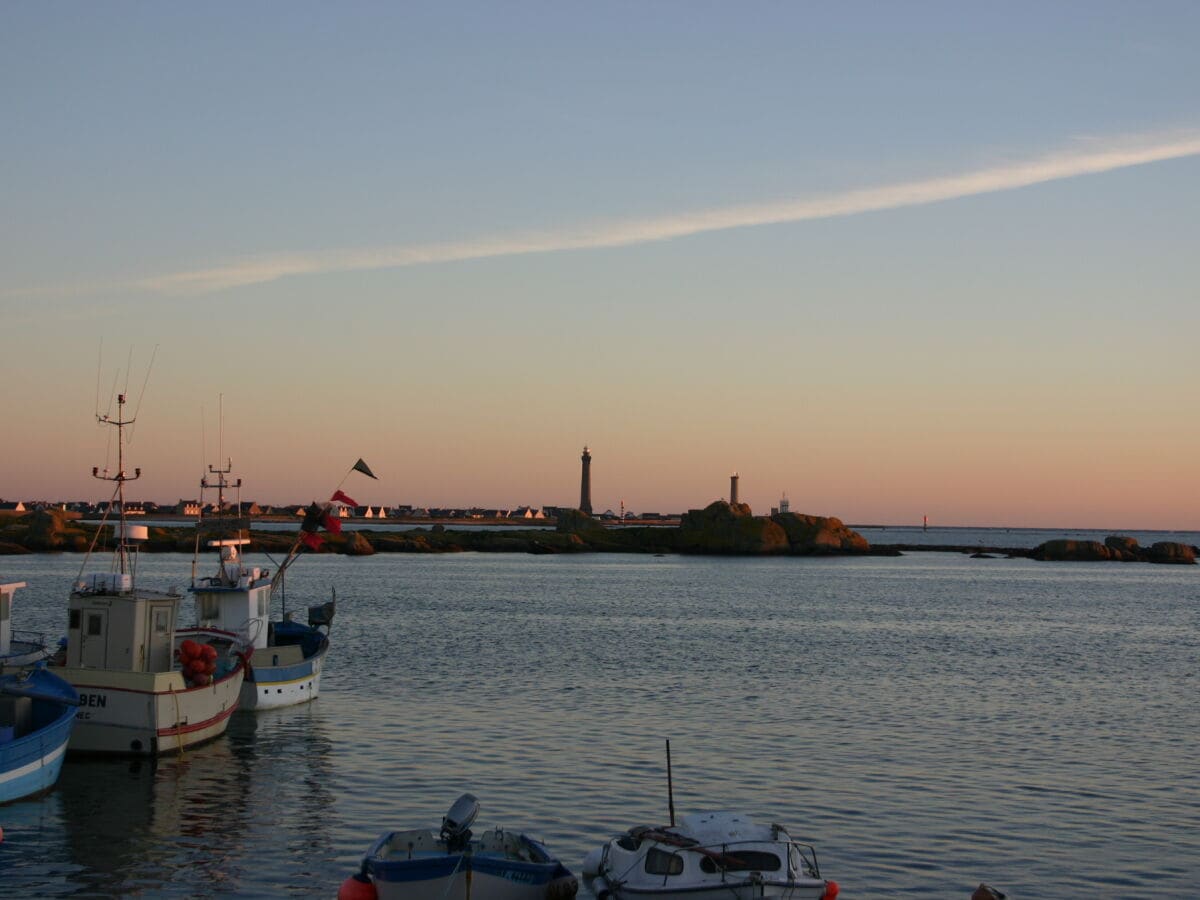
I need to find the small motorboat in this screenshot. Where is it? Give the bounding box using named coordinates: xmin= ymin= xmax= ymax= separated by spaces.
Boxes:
xmin=340 ymin=794 xmax=579 ymax=900
xmin=0 ymin=665 xmax=80 ymax=803
xmin=582 ymin=811 xmax=839 ymax=900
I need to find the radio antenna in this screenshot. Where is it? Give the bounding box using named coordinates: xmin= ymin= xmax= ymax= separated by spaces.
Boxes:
xmin=94 ymin=339 xmax=103 ymax=418
xmin=666 ymin=739 xmax=676 ymax=826
xmin=127 ymin=344 xmax=158 ymax=445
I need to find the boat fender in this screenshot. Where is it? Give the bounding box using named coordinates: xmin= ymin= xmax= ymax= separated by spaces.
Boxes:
xmin=337 ymin=873 xmax=377 ymax=900
xmin=234 ymin=650 xmax=254 ymax=680
xmin=590 ymin=876 xmax=611 ymax=900
xmin=581 ymin=848 xmax=604 ymax=877
xmin=546 ymin=875 xmax=579 ymax=900
xmin=821 ymin=880 xmax=840 ymax=899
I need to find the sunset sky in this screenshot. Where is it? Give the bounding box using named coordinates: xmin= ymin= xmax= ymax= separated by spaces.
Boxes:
xmin=2 ymin=3 xmax=1198 ymax=528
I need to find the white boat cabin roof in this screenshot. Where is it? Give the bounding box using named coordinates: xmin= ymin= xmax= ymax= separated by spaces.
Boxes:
xmin=207 ymin=538 xmax=251 ymax=548
xmin=674 ymin=812 xmax=778 ymax=846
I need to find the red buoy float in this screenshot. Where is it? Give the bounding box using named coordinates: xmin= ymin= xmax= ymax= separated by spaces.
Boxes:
xmin=337 ymin=873 xmax=377 ymax=900
xmin=822 ymin=881 xmax=840 ymax=899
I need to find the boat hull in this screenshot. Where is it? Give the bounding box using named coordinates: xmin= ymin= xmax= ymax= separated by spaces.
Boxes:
xmin=56 ymin=663 xmax=243 ymax=756
xmin=373 ymin=864 xmax=576 ymax=900
xmin=240 ymin=636 xmax=327 ymax=710
xmin=0 ymin=669 xmax=78 ymax=804
xmin=600 ymin=881 xmax=828 ymax=900
xmin=1 ymin=641 xmax=53 ymax=671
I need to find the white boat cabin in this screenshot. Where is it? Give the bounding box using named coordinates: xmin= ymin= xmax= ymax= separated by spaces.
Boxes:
xmin=0 ymin=581 xmax=29 ymax=656
xmin=190 ymin=539 xmax=272 ymax=650
xmin=67 ymin=573 xmax=180 ymax=672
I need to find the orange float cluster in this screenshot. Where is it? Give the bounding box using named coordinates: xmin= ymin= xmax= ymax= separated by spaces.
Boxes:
xmin=177 ymin=639 xmax=219 ymax=687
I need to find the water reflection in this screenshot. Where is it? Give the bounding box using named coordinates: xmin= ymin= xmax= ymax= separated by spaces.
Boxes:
xmin=55 ymin=734 xmax=248 ymax=894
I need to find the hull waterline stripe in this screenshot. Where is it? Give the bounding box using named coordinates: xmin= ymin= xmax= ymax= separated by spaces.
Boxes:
xmin=0 ymin=740 xmax=69 ymax=785
xmin=155 ymin=702 xmax=239 ymax=738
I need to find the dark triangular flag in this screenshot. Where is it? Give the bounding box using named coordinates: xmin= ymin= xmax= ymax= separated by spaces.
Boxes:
xmin=352 ymin=458 xmax=378 ymax=480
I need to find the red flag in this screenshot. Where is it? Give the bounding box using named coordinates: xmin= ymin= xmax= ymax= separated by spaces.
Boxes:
xmin=299 ymin=531 xmax=324 ymax=550
xmin=330 ymin=490 xmax=358 ymax=507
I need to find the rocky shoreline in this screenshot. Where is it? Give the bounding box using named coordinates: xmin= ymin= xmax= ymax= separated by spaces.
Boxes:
xmin=1 ymin=507 xmax=1194 ymax=564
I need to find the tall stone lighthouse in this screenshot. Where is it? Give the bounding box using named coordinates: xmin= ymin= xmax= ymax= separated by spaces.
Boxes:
xmin=730 ymin=471 xmax=740 ymax=506
xmin=580 ymin=446 xmax=593 ymax=515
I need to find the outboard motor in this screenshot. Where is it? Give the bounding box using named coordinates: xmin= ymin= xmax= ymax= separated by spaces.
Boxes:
xmin=440 ymin=793 xmax=480 ymax=853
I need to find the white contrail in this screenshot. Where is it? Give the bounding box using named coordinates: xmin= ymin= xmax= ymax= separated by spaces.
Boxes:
xmin=32 ymin=130 xmax=1200 ymax=297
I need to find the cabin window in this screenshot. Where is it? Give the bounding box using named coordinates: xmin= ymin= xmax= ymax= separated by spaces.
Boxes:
xmin=644 ymin=848 xmax=684 ymax=876
xmin=699 ymin=852 xmax=781 ymax=874
xmin=87 ymin=614 xmax=103 ymax=636
xmin=154 ymin=609 xmax=170 ymax=634
xmin=70 ymin=609 xmax=80 ymax=630
xmin=200 ymin=595 xmax=220 ymax=620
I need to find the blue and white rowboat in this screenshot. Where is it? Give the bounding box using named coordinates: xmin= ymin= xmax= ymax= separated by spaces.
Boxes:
xmin=0 ymin=666 xmax=79 ymax=804
xmin=343 ymin=794 xmax=579 ymax=900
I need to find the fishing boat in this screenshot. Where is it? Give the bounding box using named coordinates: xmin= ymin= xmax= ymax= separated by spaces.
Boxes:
xmin=53 ymin=391 xmax=248 ymax=755
xmin=1 ymin=581 xmax=53 ymax=669
xmin=188 ymin=459 xmax=332 ymax=711
xmin=582 ymin=812 xmax=838 ymax=900
xmin=0 ymin=665 xmax=79 ymax=803
xmin=340 ymin=794 xmax=579 ymax=900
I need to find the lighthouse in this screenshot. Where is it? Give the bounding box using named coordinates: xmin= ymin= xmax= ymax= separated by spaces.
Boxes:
xmin=730 ymin=472 xmax=740 ymax=506
xmin=580 ymin=446 xmax=593 ymax=515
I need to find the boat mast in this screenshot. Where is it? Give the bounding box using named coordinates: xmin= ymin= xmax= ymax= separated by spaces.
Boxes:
xmin=666 ymin=739 xmax=676 ymax=827
xmin=93 ymin=393 xmax=140 ymax=578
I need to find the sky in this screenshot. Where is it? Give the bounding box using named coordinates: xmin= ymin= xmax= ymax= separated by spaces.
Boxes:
xmin=2 ymin=2 xmax=1198 ymax=529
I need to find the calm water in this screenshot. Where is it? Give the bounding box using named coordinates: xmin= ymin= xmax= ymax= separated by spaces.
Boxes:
xmin=1 ymin=548 xmax=1197 ymax=898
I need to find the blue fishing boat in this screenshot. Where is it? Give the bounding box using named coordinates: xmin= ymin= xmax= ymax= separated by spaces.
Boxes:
xmin=0 ymin=666 xmax=79 ymax=803
xmin=341 ymin=795 xmax=579 ymax=900
xmin=189 ymin=459 xmax=332 ymax=711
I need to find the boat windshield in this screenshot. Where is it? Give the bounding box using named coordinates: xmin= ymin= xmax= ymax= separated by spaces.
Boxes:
xmin=699 ymin=851 xmax=781 ymax=873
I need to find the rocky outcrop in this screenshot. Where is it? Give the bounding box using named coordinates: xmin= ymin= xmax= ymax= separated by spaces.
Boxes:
xmin=1033 ymin=539 xmax=1113 ymax=562
xmin=770 ymin=512 xmax=870 ymax=554
xmin=342 ymin=531 xmax=375 ymax=556
xmin=555 ymin=508 xmax=607 ymax=536
xmin=8 ymin=508 xmax=97 ymax=553
xmin=1148 ymin=541 xmax=1196 ymax=565
xmin=1033 ymin=535 xmax=1196 ymax=565
xmin=677 ymin=501 xmax=789 ymax=554
xmin=1104 ymin=535 xmax=1140 ymax=561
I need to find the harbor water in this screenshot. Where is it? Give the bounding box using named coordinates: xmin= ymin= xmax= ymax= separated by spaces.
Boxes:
xmin=1 ymin=542 xmax=1198 ymax=897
